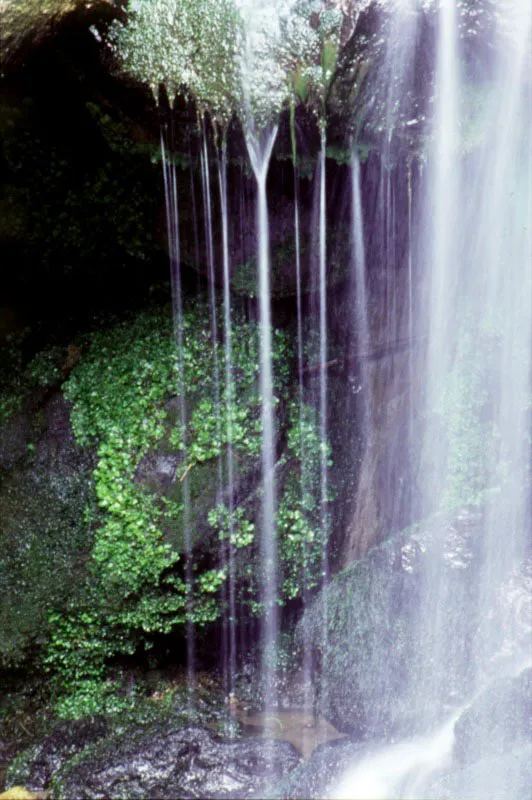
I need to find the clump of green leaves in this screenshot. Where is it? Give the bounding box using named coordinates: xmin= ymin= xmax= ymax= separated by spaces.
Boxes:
xmin=277 ymin=402 xmax=331 ymax=600
xmin=43 ymin=302 xmax=329 ymax=716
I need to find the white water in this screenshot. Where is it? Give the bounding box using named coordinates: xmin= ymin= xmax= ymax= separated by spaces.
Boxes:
xmin=200 ymin=119 xmax=223 ymax=498
xmin=245 ymin=123 xmax=279 ymax=707
xmin=217 ymin=138 xmax=237 ymax=692
xmin=351 ymin=147 xmax=372 ymax=425
xmin=292 ymin=113 xmax=314 ymax=711
xmin=331 ymin=710 xmax=461 ymax=800
xmin=333 ymin=0 xmax=531 ymax=795
xmin=160 ymin=130 xmax=195 ymax=705
xmin=317 ymin=126 xmax=330 ymax=700
xmin=153 ymin=0 xmax=530 ymax=790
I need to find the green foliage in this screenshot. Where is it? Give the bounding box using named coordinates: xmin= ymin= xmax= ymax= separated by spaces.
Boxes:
xmin=325 ymin=145 xmax=351 ymax=166
xmin=277 ymin=402 xmax=331 ymax=600
xmin=208 ymin=505 xmax=255 ymax=549
xmin=0 ymin=333 xmax=74 ymax=427
xmin=0 ymin=331 xmax=28 ymax=425
xmin=40 ymin=302 xmax=327 ymax=715
xmin=26 ymin=346 xmax=64 ymax=386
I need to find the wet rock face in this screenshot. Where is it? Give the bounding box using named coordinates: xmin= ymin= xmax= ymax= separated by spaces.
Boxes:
xmin=425 ymin=671 xmax=532 ymax=800
xmin=0 ymin=390 xmax=94 ymax=669
xmin=12 ymin=718 xmax=110 ymax=793
xmin=275 ymin=739 xmax=366 ymax=800
xmin=55 ymin=725 xmax=300 ymax=800
xmin=0 ymin=0 xmax=117 ymax=66
xmin=453 ymin=667 xmax=532 ymax=767
xmin=426 ymin=744 xmax=532 ymax=800
xmin=300 ymin=505 xmax=530 ymax=740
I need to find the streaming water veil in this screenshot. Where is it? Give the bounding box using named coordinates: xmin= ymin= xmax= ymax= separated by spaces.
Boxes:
xmin=245 ymin=123 xmax=279 ymax=708
xmin=217 ymin=135 xmax=237 ymax=693
xmin=331 ymin=0 xmax=532 ymax=795
xmin=160 ymin=129 xmax=195 ymax=707
xmin=120 ymin=0 xmax=530 ymax=792
xmin=331 ymin=709 xmax=462 ymax=800
xmin=350 ymin=147 xmax=372 ymax=439
xmin=317 ymin=124 xmax=330 ymax=703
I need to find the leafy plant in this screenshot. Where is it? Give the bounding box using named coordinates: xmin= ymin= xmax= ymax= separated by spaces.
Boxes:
xmin=41 ymin=302 xmax=330 ymax=715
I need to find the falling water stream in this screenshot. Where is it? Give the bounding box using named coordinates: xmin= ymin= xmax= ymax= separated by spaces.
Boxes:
xmin=245 ymin=123 xmax=279 ymax=708
xmin=160 ymin=129 xmax=195 ymax=705
xmin=317 ymin=124 xmax=330 ymax=703
xmin=149 ymin=0 xmax=530 ymax=794
xmin=329 ymin=0 xmax=532 ymax=796
xmin=217 ymin=136 xmax=237 ymax=692
xmin=199 ymin=121 xmax=223 ymax=499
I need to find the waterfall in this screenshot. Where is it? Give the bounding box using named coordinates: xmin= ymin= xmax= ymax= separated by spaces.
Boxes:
xmin=217 ymin=135 xmax=237 ymax=693
xmin=114 ymin=1 xmax=530 ymax=793
xmin=350 ymin=147 xmax=371 ymax=428
xmin=331 ymin=710 xmax=461 ymax=800
xmin=332 ymin=0 xmax=531 ymax=795
xmin=317 ymin=124 xmax=330 ymax=704
xmin=291 ymin=104 xmax=313 ymax=710
xmin=160 ymin=128 xmax=195 ymax=706
xmin=199 ymin=120 xmax=223 ymax=502
xmin=245 ymin=123 xmax=279 ymax=708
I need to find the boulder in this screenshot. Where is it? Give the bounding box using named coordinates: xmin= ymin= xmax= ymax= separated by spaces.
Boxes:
xmin=7 ymin=718 xmax=109 ymax=793
xmin=425 ymin=745 xmax=532 ymax=800
xmin=453 ymin=668 xmax=532 ymax=767
xmin=53 ymin=724 xmax=300 ymax=800
xmin=272 ymin=739 xmax=366 ymax=800
xmin=300 ymin=503 xmax=531 ymax=740
xmin=0 ymin=390 xmax=94 ymax=669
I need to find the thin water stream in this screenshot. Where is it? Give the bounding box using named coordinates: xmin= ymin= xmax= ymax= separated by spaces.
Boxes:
xmin=245 ymin=123 xmax=279 ymax=709
xmin=217 ymin=136 xmax=237 ymax=693
xmin=161 ymin=129 xmax=195 ymax=705
xmin=150 ymin=0 xmax=530 ymax=795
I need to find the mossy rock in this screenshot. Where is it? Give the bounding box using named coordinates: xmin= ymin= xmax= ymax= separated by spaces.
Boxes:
xmin=299 ymin=507 xmax=491 ymax=738
xmin=0 ymin=1 xmax=117 ymax=66
xmin=0 ymin=391 xmax=94 ymax=670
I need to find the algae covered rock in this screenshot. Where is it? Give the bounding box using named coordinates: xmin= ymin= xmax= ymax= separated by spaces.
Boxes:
xmin=301 ymin=499 xmax=532 ymax=740
xmin=5 ymin=718 xmax=109 ymax=794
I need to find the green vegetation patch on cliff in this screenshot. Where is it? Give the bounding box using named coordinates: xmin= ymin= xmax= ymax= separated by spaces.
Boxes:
xmin=40 ymin=301 xmax=328 ymax=718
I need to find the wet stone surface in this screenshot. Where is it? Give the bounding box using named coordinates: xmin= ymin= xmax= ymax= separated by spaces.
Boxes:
xmin=272 ymin=739 xmax=366 ymax=800
xmin=7 ymin=718 xmax=110 ymax=793
xmin=453 ymin=667 xmax=532 ymax=766
xmin=53 ymin=724 xmax=300 ymax=800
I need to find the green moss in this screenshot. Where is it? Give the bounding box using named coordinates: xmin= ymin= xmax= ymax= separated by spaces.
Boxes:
xmin=5 ymin=745 xmax=40 ymax=790
xmin=0 ymin=455 xmax=93 ymax=669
